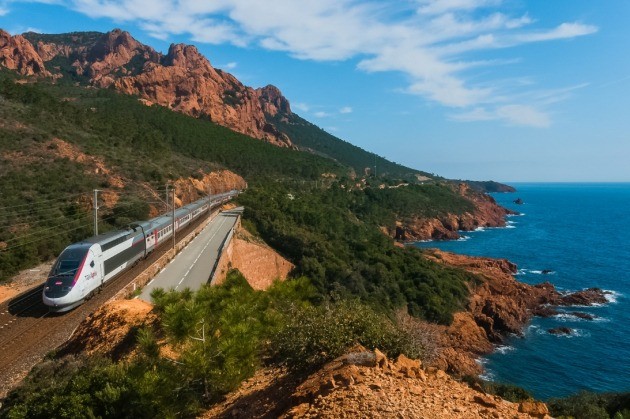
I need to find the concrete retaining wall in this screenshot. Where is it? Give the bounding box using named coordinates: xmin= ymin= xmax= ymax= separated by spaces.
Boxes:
xmin=111 ymin=210 xmax=220 ymax=301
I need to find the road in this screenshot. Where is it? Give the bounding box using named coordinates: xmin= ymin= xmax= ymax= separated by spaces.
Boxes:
xmin=139 ymin=207 xmax=243 ymax=302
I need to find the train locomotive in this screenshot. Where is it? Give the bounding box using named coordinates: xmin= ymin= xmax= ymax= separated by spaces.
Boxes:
xmin=42 ymin=190 xmax=238 ymax=312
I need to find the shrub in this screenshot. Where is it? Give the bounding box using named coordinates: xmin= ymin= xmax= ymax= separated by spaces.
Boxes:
xmin=271 ymin=298 xmax=432 ymax=371
xmin=548 ymin=391 xmax=630 ymax=419
xmin=461 ymin=376 xmax=533 ymax=403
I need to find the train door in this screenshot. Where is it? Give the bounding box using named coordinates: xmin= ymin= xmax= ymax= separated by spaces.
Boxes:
xmin=96 ymin=248 xmax=104 ymax=289
xmin=88 ymin=249 xmax=98 ymax=294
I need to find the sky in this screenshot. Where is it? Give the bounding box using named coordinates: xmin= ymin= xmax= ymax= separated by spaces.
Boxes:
xmin=1 ymin=0 xmax=629 ymax=182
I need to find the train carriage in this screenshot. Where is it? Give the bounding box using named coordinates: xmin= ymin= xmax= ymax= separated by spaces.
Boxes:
xmin=42 ymin=190 xmax=239 ymax=312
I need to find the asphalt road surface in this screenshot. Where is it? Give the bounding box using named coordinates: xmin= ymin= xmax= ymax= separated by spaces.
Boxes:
xmin=139 ymin=208 xmax=242 ymax=302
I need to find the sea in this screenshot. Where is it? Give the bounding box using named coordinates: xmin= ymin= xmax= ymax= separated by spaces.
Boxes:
xmin=415 ymin=183 xmax=630 ymax=400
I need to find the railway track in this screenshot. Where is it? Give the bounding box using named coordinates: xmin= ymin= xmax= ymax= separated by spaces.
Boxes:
xmin=0 ymin=211 xmax=216 ymax=398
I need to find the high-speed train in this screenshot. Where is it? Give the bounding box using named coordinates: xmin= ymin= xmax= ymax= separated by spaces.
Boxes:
xmin=42 ymin=190 xmax=238 ymax=312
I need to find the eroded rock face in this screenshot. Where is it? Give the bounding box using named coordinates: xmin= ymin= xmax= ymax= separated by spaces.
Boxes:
xmin=281 ymin=346 xmax=548 ymax=418
xmin=391 ymin=183 xmax=517 ymax=242
xmin=424 ymin=250 xmax=610 ymax=376
xmin=257 ymin=84 xmax=292 ymax=118
xmin=57 ymin=299 xmax=157 ymax=361
xmin=1 ymin=29 xmax=294 ymax=146
xmin=0 ymin=30 xmax=50 ymax=76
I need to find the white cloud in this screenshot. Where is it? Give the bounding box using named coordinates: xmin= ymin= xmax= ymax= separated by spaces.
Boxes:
xmin=417 ymin=0 xmax=502 ymax=15
xmin=314 ymin=111 xmax=330 ymax=118
xmin=220 ymin=62 xmax=237 ymax=70
xmin=451 ymin=104 xmax=550 ymax=127
xmin=339 ymin=106 xmax=353 ymax=114
xmin=0 ymin=7 xmax=8 ymax=16
xmin=293 ymin=102 xmax=310 ymax=112
xmin=514 ymin=22 xmax=597 ymax=43
xmin=19 ymin=0 xmax=598 ymax=126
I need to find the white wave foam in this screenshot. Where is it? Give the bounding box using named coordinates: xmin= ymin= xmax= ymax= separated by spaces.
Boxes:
xmin=522 ymin=269 xmax=555 ymax=275
xmin=593 ymin=316 xmax=610 ymax=323
xmin=547 ymin=329 xmax=590 ymax=338
xmin=603 ymin=290 xmax=622 ymax=304
xmin=507 ymin=213 xmax=525 ymax=217
xmin=553 ymin=313 xmax=597 ymax=322
xmin=571 ymin=329 xmax=591 ymax=338
xmin=553 ymin=313 xmax=578 ymax=321
xmin=457 ymin=235 xmax=471 ymax=242
xmin=505 ymin=225 xmax=516 ymax=229
xmin=479 ymin=371 xmax=496 ymax=381
xmin=495 ymin=345 xmax=516 ymax=355
xmin=474 ymin=226 xmax=486 ymax=232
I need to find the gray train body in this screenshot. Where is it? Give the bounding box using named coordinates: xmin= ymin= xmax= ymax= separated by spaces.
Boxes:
xmin=42 ymin=190 xmax=238 ymax=312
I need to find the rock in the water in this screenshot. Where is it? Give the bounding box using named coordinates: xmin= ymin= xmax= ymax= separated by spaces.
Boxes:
xmin=559 ymin=288 xmax=608 ymax=306
xmin=531 ymin=306 xmax=559 ymax=318
xmin=541 ymin=269 xmax=554 ymax=275
xmin=548 ymin=327 xmax=572 ymax=335
xmin=513 ymin=198 xmax=524 ymax=205
xmin=570 ymin=312 xmax=595 ymax=321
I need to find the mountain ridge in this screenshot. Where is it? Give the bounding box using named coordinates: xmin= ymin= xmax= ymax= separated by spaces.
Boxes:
xmin=9 ymin=28 xmax=292 ymax=146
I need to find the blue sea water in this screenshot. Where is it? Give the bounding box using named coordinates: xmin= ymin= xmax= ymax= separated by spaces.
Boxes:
xmin=415 ymin=183 xmax=630 ymax=400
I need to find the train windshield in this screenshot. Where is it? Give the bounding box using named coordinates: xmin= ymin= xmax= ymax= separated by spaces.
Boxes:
xmin=50 ymin=247 xmax=89 ymax=277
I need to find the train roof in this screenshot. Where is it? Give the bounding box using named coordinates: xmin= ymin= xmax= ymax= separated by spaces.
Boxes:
xmin=79 ymin=229 xmax=128 ymax=245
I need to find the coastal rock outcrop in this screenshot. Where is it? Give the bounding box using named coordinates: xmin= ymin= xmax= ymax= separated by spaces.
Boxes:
xmin=424 ymin=249 xmax=609 ymax=376
xmin=548 ymin=327 xmax=572 ymax=335
xmin=392 ymin=183 xmax=517 ymax=242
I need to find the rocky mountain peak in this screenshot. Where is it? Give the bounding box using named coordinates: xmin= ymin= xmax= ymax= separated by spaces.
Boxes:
xmin=86 ymin=29 xmax=159 ymax=82
xmin=0 ymin=29 xmax=49 ymax=76
xmin=257 ymin=84 xmax=292 ymax=118
xmin=89 ymin=29 xmax=141 ymax=58
xmin=0 ymin=28 xmax=294 ymax=147
xmin=164 ymin=43 xmax=210 ymax=70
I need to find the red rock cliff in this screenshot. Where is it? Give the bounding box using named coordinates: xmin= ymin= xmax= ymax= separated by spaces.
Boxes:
xmin=425 ymin=249 xmax=609 ymax=376
xmin=0 ymin=30 xmax=49 ymax=76
xmin=392 ymin=183 xmax=516 ymax=242
xmin=0 ymin=29 xmax=292 ymax=146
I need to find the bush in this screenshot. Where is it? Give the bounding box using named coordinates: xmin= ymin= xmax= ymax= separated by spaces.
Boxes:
xmin=461 ymin=376 xmax=532 ymax=403
xmin=548 ymin=391 xmax=630 ymax=419
xmin=271 ymin=298 xmax=432 ymax=371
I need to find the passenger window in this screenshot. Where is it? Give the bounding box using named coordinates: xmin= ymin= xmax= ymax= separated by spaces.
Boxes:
xmin=90 ymin=261 xmax=95 ymax=268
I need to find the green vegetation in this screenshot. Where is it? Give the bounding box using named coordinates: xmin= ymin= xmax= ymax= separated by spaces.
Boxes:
xmin=270 ymin=113 xmax=432 ymax=181
xmin=461 ymin=376 xmax=533 ymax=403
xmin=0 ymin=272 xmax=438 ymax=418
xmin=548 ymin=391 xmax=630 ymax=419
xmin=273 ymin=298 xmax=429 ymax=370
xmin=22 ymin=31 xmax=104 ymax=47
xmin=239 ymin=184 xmax=477 ymax=323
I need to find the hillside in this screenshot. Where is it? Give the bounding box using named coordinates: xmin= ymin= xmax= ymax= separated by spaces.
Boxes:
xmin=269 ymin=112 xmax=430 ymax=180
xmin=3 ymin=28 xmax=513 ymax=189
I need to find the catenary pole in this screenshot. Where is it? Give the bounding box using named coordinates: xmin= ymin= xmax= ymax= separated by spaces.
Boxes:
xmin=172 ymin=187 xmax=176 ymax=249
xmin=93 ymin=189 xmax=100 ymax=236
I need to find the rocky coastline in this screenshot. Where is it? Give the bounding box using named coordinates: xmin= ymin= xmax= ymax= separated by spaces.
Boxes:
xmin=424 ymin=249 xmax=610 ymax=377
xmin=392 ymin=183 xmax=519 ymax=242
